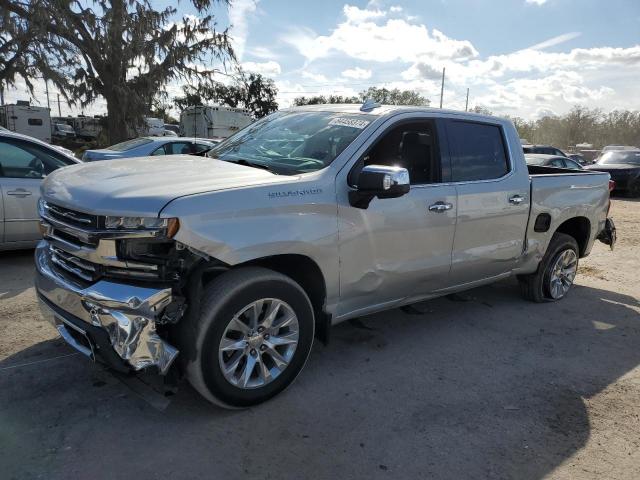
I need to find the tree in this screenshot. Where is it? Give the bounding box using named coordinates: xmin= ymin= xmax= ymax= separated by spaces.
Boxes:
xmin=0 ymin=4 xmax=73 ymax=100
xmin=359 ymin=87 xmax=429 ymax=106
xmin=293 ymin=88 xmax=429 ymax=107
xmin=2 ymin=0 xmax=234 ymax=143
xmin=174 ymin=73 xmax=278 ymax=118
xmin=469 ymin=106 xmax=493 ymax=115
xmin=293 ymin=95 xmax=359 ymax=106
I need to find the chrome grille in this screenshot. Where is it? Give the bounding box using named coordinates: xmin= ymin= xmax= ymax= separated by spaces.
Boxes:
xmin=51 ymin=246 xmax=100 ymax=282
xmin=46 ymin=203 xmax=99 ymax=229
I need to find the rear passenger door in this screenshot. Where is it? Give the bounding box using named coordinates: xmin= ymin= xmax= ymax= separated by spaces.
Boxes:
xmin=444 ymin=119 xmax=530 ymax=285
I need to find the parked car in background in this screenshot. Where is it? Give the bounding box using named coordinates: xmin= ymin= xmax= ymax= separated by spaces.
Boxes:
xmin=162 ymin=129 xmax=178 ymax=137
xmin=525 ymin=154 xmax=583 ymax=170
xmin=72 ymin=116 xmax=105 ymax=141
xmin=164 ymin=124 xmax=180 ymax=135
xmin=81 ymin=136 xmax=218 ymax=161
xmin=144 ymin=117 xmax=165 ymax=136
xmin=586 ymin=150 xmax=640 ymax=196
xmin=52 ymin=122 xmax=76 ymax=140
xmin=602 ymin=145 xmax=638 ymax=152
xmin=523 ymin=144 xmax=567 ymax=157
xmin=566 ymin=153 xmax=587 ymax=165
xmin=0 ymin=130 xmax=80 ymax=250
xmin=36 ymin=104 xmax=615 ymax=407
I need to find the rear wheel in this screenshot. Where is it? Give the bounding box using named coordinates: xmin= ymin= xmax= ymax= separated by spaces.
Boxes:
xmin=186 ymin=267 xmax=314 ymax=408
xmin=519 ymin=233 xmax=579 ymax=302
xmin=629 ymin=180 xmax=640 ymax=198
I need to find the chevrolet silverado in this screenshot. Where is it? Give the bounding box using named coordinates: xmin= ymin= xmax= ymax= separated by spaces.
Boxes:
xmin=35 ymin=103 xmax=616 ymax=407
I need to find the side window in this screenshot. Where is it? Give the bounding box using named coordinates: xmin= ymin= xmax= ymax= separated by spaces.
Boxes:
xmin=565 ymin=159 xmax=582 ymax=169
xmin=28 ymin=118 xmax=43 ymax=126
xmin=165 ymin=142 xmax=193 ymax=155
xmin=151 ymin=146 xmax=166 ymax=156
xmin=448 ymin=121 xmax=509 ymax=182
xmin=0 ymin=140 xmax=72 ymax=178
xmin=357 ymin=121 xmax=442 ymax=185
xmin=193 ymin=143 xmax=212 ymax=154
xmin=549 ymin=158 xmax=565 ymax=167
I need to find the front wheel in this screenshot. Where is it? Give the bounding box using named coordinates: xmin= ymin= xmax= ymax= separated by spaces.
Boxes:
xmin=186 ymin=267 xmax=315 ymax=408
xmin=519 ymin=232 xmax=579 ymax=302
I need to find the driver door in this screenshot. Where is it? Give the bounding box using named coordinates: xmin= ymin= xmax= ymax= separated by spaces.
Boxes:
xmin=0 ymin=138 xmax=74 ymax=242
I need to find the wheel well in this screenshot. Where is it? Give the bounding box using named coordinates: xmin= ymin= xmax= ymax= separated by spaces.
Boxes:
xmin=242 ymin=254 xmax=330 ymax=343
xmin=554 ymin=216 xmax=591 ymax=257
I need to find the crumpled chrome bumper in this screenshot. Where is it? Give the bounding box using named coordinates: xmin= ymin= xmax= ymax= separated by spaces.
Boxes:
xmin=35 ymin=242 xmax=179 ymax=374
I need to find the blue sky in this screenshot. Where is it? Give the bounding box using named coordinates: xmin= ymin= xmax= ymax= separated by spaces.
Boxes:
xmin=7 ymin=0 xmax=640 ymax=119
xmin=231 ymin=0 xmax=640 ymax=117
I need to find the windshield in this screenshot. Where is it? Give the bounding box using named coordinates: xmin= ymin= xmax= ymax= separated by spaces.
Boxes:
xmin=108 ymin=138 xmax=153 ymax=152
xmin=598 ymin=151 xmax=640 ymax=165
xmin=206 ymin=111 xmax=372 ymax=174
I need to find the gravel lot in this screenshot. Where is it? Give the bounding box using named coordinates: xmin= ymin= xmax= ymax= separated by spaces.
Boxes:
xmin=1 ymin=198 xmax=639 ymax=480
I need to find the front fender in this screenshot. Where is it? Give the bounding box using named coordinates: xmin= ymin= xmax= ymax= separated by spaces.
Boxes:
xmin=160 ymin=178 xmax=340 ymax=313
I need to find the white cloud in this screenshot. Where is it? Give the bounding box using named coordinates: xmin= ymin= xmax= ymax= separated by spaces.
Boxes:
xmin=229 ymin=0 xmax=259 ymax=60
xmin=526 ymin=0 xmax=548 ymax=5
xmin=281 ymin=6 xmax=478 ymax=63
xmin=343 ymin=4 xmax=386 ymax=23
xmin=527 ymin=32 xmax=581 ymax=50
xmin=301 ymin=71 xmax=330 ymax=83
xmin=246 ymin=46 xmax=279 ymax=60
xmin=241 ymin=60 xmax=281 ymax=76
xmin=342 ymin=67 xmax=372 ymax=79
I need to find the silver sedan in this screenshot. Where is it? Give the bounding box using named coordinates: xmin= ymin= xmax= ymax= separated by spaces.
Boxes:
xmin=0 ymin=131 xmax=80 ymax=250
xmin=82 ymin=137 xmax=218 ymax=161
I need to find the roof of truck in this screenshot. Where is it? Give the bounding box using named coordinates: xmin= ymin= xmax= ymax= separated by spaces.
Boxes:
xmin=285 ymin=103 xmax=502 ymax=123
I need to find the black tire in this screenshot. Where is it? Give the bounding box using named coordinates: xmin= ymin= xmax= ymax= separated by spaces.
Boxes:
xmin=186 ymin=267 xmax=314 ymax=408
xmin=629 ymin=179 xmax=640 ymax=198
xmin=518 ymin=232 xmax=579 ymax=303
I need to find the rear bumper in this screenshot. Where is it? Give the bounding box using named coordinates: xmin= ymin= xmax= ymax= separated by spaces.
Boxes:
xmin=35 ymin=242 xmax=179 ymax=374
xmin=597 ymin=217 xmax=617 ymax=250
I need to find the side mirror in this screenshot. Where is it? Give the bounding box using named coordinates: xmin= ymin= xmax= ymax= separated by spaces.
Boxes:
xmin=349 ymin=164 xmax=410 ymax=209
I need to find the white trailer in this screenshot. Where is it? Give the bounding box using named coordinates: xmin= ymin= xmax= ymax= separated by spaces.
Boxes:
xmin=179 ymin=105 xmax=252 ymax=139
xmin=72 ymin=116 xmax=105 ymax=140
xmin=0 ymin=104 xmax=52 ymax=143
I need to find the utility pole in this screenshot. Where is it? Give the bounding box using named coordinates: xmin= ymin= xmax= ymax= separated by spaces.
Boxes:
xmin=45 ymin=79 xmax=51 ymax=111
xmin=439 ymin=67 xmax=445 ymax=109
xmin=0 ymin=80 xmax=4 ymax=106
xmin=465 ymin=88 xmax=469 ymax=112
xmin=57 ymin=94 xmax=62 ymax=117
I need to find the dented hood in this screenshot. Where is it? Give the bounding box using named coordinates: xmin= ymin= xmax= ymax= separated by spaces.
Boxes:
xmin=42 ymin=155 xmax=287 ymax=216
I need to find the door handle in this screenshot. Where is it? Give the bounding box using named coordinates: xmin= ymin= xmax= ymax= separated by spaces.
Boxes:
xmin=428 ymin=201 xmax=453 ymax=212
xmin=7 ymin=189 xmax=32 ymax=197
xmin=509 ymin=194 xmax=524 ymax=205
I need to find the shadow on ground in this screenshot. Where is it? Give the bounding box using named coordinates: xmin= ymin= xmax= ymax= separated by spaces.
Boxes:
xmin=0 ymin=249 xmax=35 ymax=301
xmin=1 ymin=279 xmax=639 ymax=479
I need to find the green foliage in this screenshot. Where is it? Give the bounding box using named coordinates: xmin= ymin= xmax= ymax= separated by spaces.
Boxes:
xmin=294 ymin=87 xmax=430 ymax=107
xmin=504 ymin=106 xmax=640 ymax=149
xmin=174 ymin=73 xmax=278 ymax=118
xmin=2 ymin=0 xmax=235 ymax=142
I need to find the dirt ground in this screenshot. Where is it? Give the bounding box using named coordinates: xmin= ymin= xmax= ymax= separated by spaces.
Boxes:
xmin=0 ymin=198 xmax=638 ymax=480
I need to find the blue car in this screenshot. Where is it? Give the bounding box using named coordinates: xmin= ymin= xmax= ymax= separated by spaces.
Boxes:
xmin=82 ymin=136 xmax=218 ymax=161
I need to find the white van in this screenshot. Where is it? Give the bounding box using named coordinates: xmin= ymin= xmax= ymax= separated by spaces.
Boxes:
xmin=179 ymin=105 xmax=252 ymax=139
xmin=0 ymin=104 xmax=52 ymax=143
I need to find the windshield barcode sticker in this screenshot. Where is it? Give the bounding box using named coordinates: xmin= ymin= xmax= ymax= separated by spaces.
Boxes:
xmin=329 ymin=117 xmax=370 ymax=129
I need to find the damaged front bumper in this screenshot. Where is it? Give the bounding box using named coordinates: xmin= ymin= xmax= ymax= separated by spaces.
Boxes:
xmin=35 ymin=242 xmax=179 ymax=374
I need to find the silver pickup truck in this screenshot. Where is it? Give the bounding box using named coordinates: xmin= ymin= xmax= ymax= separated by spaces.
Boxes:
xmin=35 ymin=104 xmax=616 ymax=407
